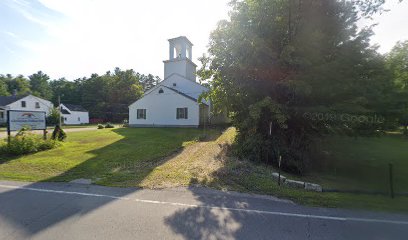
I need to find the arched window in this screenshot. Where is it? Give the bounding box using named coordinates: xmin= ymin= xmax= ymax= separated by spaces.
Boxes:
xmin=159 ymin=88 xmax=164 ymax=94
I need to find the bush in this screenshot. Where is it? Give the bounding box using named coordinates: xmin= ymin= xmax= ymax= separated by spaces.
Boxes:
xmin=122 ymin=119 xmax=129 ymax=127
xmin=51 ymin=125 xmax=67 ymax=141
xmin=46 ymin=107 xmax=61 ymax=126
xmin=104 ymin=123 xmax=114 ymax=128
xmin=0 ymin=130 xmax=59 ymax=156
xmin=97 ymin=124 xmax=105 ymax=129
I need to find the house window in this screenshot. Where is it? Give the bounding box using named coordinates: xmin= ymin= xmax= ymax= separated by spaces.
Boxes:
xmin=64 ymin=117 xmax=67 ymax=121
xmin=35 ymin=102 xmax=40 ymax=108
xmin=78 ymin=117 xmax=81 ymax=121
xmin=173 ymin=83 xmax=176 ymax=87
xmin=176 ymin=108 xmax=188 ymax=119
xmin=0 ymin=112 xmax=3 ymax=119
xmin=137 ymin=109 xmax=146 ymax=119
xmin=21 ymin=101 xmax=26 ymax=108
xmin=158 ymin=88 xmax=164 ymax=94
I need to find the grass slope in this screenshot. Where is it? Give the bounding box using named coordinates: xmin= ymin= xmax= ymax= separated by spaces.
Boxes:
xmin=0 ymin=127 xmax=407 ymax=212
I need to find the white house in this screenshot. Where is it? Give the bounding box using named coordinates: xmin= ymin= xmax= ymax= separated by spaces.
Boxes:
xmin=60 ymin=103 xmax=89 ymax=125
xmin=129 ymin=36 xmax=210 ymax=127
xmin=0 ymin=94 xmax=54 ymax=123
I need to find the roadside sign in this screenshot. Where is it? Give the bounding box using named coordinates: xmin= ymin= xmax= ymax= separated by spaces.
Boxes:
xmin=7 ymin=110 xmax=46 ymax=131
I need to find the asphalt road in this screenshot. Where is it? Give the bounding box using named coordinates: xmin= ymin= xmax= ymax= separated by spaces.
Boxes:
xmin=0 ymin=181 xmax=407 ymax=240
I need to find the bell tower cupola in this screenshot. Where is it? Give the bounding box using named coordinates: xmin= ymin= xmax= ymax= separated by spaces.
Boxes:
xmin=163 ymin=36 xmax=197 ymax=82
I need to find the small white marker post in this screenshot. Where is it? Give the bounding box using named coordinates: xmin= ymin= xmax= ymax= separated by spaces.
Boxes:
xmin=278 ymin=155 xmax=282 ymax=186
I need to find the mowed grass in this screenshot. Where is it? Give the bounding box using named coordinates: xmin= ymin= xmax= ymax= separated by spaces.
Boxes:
xmin=302 ymin=134 xmax=408 ymax=194
xmin=0 ymin=127 xmax=407 ymax=212
xmin=0 ymin=127 xmax=217 ymax=183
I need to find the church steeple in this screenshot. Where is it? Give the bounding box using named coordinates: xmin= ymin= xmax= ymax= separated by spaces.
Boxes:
xmin=163 ymin=36 xmax=197 ymax=82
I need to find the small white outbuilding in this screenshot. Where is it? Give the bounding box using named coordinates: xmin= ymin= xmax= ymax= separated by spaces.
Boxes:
xmin=129 ymin=36 xmax=210 ymax=128
xmin=60 ymin=103 xmax=89 ymax=125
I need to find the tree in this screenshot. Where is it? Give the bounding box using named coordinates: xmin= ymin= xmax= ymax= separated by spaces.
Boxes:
xmin=0 ymin=75 xmax=11 ymax=96
xmin=80 ymin=68 xmax=145 ymax=122
xmin=140 ymin=74 xmax=160 ymax=92
xmin=6 ymin=74 xmax=31 ymax=96
xmin=0 ymin=68 xmax=162 ymax=123
xmin=355 ymin=0 xmax=404 ymax=17
xmin=105 ymin=68 xmax=144 ymax=122
xmin=46 ymin=107 xmax=61 ymax=126
xmin=29 ymin=71 xmax=53 ymax=100
xmin=386 ymin=40 xmax=408 ymax=135
xmin=199 ymin=0 xmax=394 ymax=173
xmin=49 ymin=78 xmax=82 ymax=105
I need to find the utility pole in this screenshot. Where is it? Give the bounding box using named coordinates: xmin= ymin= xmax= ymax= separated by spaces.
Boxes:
xmin=58 ymin=95 xmax=61 ymax=127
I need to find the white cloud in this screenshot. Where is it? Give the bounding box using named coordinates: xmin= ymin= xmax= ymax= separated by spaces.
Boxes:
xmin=6 ymin=0 xmax=407 ymax=79
xmin=8 ymin=0 xmax=54 ymax=27
xmin=16 ymin=0 xmax=231 ymax=80
xmin=361 ymin=0 xmax=408 ymax=53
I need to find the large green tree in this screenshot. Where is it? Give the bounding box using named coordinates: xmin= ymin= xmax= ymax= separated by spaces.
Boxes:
xmin=81 ymin=68 xmax=144 ymax=121
xmin=50 ymin=78 xmax=83 ymax=105
xmin=29 ymin=71 xmax=53 ymax=99
xmin=387 ymin=40 xmax=408 ymax=134
xmin=5 ymin=74 xmax=31 ymax=96
xmin=140 ymin=74 xmax=160 ymax=92
xmin=199 ymin=0 xmax=394 ymax=173
xmin=0 ymin=75 xmax=11 ymax=96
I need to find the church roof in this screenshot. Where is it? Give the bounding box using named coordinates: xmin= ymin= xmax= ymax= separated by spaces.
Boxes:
xmin=168 ymin=36 xmax=193 ymax=46
xmin=161 ymin=86 xmax=208 ymax=106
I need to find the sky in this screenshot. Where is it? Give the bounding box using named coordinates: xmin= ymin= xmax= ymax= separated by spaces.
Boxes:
xmin=1 ymin=0 xmax=407 ymax=80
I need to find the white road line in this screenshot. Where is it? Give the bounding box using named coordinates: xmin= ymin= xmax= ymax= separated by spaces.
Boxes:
xmin=0 ymin=184 xmax=407 ymax=226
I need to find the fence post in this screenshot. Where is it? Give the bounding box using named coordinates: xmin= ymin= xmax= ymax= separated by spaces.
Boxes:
xmin=7 ymin=110 xmax=10 ymax=145
xmin=389 ymin=163 xmax=394 ymax=199
xmin=278 ymin=155 xmax=282 ymax=186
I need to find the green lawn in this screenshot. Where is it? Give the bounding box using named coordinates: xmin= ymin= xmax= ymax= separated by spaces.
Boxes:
xmin=0 ymin=127 xmax=407 ymax=213
xmin=301 ymin=134 xmax=408 ymax=194
xmin=0 ymin=128 xmax=216 ymax=183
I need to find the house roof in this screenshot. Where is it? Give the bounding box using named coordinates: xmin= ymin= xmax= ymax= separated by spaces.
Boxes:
xmin=62 ymin=103 xmax=88 ymax=112
xmin=0 ymin=95 xmax=27 ymax=106
xmin=61 ymin=109 xmax=70 ymax=114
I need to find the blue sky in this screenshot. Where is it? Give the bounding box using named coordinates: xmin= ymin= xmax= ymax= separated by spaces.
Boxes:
xmin=1 ymin=0 xmax=407 ymax=80
xmin=0 ymin=0 xmax=65 ymax=75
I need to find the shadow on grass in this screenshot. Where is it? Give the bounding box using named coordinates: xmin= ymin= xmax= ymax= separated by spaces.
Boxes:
xmin=1 ymin=127 xmax=408 ymax=239
xmin=0 ymin=127 xmax=224 ymax=238
xmin=45 ymin=127 xmax=223 ymax=185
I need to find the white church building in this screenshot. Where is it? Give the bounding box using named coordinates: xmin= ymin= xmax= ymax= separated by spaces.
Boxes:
xmin=129 ymin=36 xmax=210 ymax=128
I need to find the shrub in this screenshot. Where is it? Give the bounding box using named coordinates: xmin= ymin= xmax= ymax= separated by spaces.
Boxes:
xmin=46 ymin=107 xmax=61 ymax=126
xmin=97 ymin=124 xmax=105 ymax=129
xmin=0 ymin=130 xmax=59 ymax=156
xmin=51 ymin=125 xmax=67 ymax=141
xmin=104 ymin=123 xmax=114 ymax=128
xmin=122 ymin=119 xmax=129 ymax=127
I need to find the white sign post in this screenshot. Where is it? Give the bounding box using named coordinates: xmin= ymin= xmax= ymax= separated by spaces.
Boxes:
xmin=7 ymin=110 xmax=47 ymax=143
